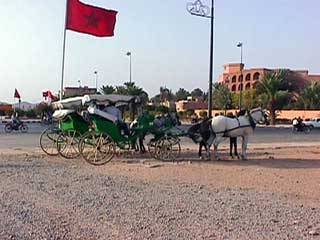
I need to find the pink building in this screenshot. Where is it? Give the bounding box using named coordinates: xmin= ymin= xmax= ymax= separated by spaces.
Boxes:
xmin=219 ymin=63 xmax=320 ymax=93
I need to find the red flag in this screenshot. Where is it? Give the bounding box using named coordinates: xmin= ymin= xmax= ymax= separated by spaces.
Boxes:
xmin=47 ymin=91 xmax=58 ymax=101
xmin=66 ymin=0 xmax=117 ymax=37
xmin=14 ymin=89 xmax=21 ymax=99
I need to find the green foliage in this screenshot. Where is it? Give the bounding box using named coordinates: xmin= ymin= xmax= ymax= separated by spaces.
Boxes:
xmin=199 ymin=111 xmax=208 ymax=119
xmin=191 ymin=88 xmax=204 ymax=98
xmin=256 ymin=70 xmax=292 ymax=124
xmin=295 ymin=82 xmax=320 ymax=110
xmin=100 ymin=82 xmax=149 ymax=105
xmin=25 ymin=109 xmax=37 ymax=118
xmin=100 ymin=85 xmax=115 ymax=95
xmin=185 ymin=109 xmax=195 ymax=117
xmin=175 ymin=88 xmax=190 ymax=101
xmin=212 ymin=83 xmax=233 ymax=109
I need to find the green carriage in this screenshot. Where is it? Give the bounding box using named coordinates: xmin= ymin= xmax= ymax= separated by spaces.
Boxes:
xmin=40 ymin=96 xmax=90 ymax=159
xmin=78 ymin=94 xmax=152 ymax=165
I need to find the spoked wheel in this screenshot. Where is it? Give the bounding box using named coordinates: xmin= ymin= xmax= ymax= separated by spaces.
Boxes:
xmin=4 ymin=124 xmax=13 ymax=133
xmin=79 ymin=131 xmax=116 ymax=165
xmin=56 ymin=131 xmax=81 ymax=159
xmin=148 ymin=138 xmax=160 ymax=159
xmin=154 ymin=136 xmax=181 ymax=161
xmin=19 ymin=123 xmax=28 ymax=133
xmin=40 ymin=127 xmax=60 ymax=156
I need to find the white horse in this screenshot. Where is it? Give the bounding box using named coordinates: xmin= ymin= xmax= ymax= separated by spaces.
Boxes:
xmin=211 ymin=107 xmax=269 ymax=160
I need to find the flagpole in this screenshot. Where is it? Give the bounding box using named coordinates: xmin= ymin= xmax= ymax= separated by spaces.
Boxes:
xmin=60 ymin=0 xmax=69 ymax=101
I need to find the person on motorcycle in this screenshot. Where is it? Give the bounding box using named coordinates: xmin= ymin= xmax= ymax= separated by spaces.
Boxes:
xmin=292 ymin=117 xmax=304 ymax=132
xmin=11 ymin=112 xmax=21 ymax=127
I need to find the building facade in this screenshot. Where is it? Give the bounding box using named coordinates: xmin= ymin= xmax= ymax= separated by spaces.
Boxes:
xmin=219 ymin=63 xmax=320 ymax=93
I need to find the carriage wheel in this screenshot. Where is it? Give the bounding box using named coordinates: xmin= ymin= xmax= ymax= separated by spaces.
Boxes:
xmin=148 ymin=138 xmax=160 ymax=159
xmin=56 ymin=131 xmax=81 ymax=159
xmin=154 ymin=136 xmax=181 ymax=161
xmin=40 ymin=127 xmax=60 ymax=156
xmin=79 ymin=132 xmax=116 ymax=166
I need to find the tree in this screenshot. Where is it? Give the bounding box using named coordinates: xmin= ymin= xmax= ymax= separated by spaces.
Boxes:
xmin=212 ymin=83 xmax=233 ymax=110
xmin=191 ymin=88 xmax=204 ymax=98
xmin=159 ymin=87 xmax=174 ymax=101
xmin=256 ymin=70 xmax=292 ymax=125
xmin=295 ymin=82 xmax=320 ymax=110
xmin=100 ymin=85 xmax=115 ymax=95
xmin=175 ymin=88 xmax=190 ymax=101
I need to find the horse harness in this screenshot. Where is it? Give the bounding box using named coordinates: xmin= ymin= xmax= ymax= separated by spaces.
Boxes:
xmin=216 ymin=111 xmax=257 ymax=136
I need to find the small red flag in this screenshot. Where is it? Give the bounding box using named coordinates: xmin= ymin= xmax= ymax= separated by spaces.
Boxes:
xmin=14 ymin=89 xmax=21 ymax=99
xmin=66 ymin=0 xmax=117 ymax=37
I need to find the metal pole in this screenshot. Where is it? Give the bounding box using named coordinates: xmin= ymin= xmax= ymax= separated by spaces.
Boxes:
xmin=239 ymin=44 xmax=243 ymax=109
xmin=129 ymin=54 xmax=132 ymax=83
xmin=208 ymin=0 xmax=214 ymax=118
xmin=60 ymin=0 xmax=68 ymax=101
xmin=94 ymin=71 xmax=98 ymax=92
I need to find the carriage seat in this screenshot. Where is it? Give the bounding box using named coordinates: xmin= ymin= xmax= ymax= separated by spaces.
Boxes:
xmin=53 ymin=109 xmax=76 ymax=120
xmin=87 ymin=106 xmax=117 ymax=123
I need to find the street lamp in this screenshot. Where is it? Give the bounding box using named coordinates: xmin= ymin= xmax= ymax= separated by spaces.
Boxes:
xmin=94 ymin=71 xmax=98 ymax=93
xmin=237 ymin=42 xmax=243 ymax=109
xmin=126 ymin=51 xmax=132 ymax=83
xmin=187 ymin=0 xmax=214 ymax=118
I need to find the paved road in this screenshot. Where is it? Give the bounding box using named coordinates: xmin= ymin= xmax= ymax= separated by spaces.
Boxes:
xmin=0 ymin=123 xmax=319 ymax=150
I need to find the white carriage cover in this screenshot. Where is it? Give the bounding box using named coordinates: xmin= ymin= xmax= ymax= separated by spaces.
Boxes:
xmin=52 ymin=109 xmax=75 ymax=120
xmin=87 ymin=106 xmax=117 ymax=123
xmin=51 ymin=96 xmax=83 ymax=110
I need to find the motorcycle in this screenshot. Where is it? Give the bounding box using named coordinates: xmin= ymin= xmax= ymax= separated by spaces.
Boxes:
xmin=292 ymin=123 xmax=311 ymax=134
xmin=4 ymin=121 xmax=28 ymax=133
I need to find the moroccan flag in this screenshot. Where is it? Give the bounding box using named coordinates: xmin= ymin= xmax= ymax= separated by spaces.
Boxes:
xmin=66 ymin=0 xmax=117 ymax=37
xmin=14 ymin=89 xmax=21 ymax=99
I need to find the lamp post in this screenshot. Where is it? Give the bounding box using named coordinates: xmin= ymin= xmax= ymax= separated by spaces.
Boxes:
xmin=237 ymin=42 xmax=243 ymax=109
xmin=94 ymin=71 xmax=98 ymax=93
xmin=126 ymin=51 xmax=132 ymax=83
xmin=187 ymin=0 xmax=214 ymax=118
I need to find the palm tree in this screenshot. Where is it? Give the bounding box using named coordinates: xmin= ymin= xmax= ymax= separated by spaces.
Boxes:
xmin=212 ymin=83 xmax=233 ymax=110
xmin=296 ymin=82 xmax=320 ymax=110
xmin=256 ymin=70 xmax=292 ymax=125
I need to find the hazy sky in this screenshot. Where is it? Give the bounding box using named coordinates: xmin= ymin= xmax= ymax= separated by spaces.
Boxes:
xmin=0 ymin=0 xmax=319 ymax=103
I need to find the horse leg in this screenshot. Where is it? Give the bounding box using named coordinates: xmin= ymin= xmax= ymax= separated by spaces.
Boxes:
xmin=229 ymin=138 xmax=234 ymax=158
xmin=241 ymin=136 xmax=248 ymax=160
xmin=233 ymin=137 xmax=239 ymax=159
xmin=139 ymin=136 xmax=146 ymax=153
xmin=198 ymin=142 xmax=203 ymax=159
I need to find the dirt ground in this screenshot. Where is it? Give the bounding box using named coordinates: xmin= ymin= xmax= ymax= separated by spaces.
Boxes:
xmin=5 ymin=145 xmax=320 ymax=208
xmin=88 ymin=145 xmax=320 ymax=208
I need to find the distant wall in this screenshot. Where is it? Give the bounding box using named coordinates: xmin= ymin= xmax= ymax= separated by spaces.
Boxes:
xmin=194 ymin=109 xmax=320 ymax=121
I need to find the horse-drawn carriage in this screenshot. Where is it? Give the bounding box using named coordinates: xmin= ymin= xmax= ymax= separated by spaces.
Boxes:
xmin=40 ymin=94 xmax=184 ymax=165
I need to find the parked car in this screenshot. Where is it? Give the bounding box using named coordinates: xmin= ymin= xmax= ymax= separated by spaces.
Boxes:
xmin=303 ymin=117 xmax=320 ymax=128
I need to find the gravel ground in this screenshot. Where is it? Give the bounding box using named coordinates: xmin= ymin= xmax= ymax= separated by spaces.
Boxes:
xmin=0 ymin=153 xmax=320 ymax=240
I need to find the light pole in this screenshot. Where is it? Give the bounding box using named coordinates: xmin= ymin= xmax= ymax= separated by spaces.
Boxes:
xmin=126 ymin=51 xmax=132 ymax=83
xmin=237 ymin=42 xmax=243 ymax=109
xmin=94 ymin=71 xmax=98 ymax=93
xmin=187 ymin=0 xmax=214 ymax=118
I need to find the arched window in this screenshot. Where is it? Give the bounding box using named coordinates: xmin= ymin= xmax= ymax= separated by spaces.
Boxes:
xmin=238 ymin=75 xmax=243 ymax=82
xmin=238 ymin=84 xmax=243 ymax=91
xmin=253 ymin=72 xmax=260 ymax=80
xmin=231 ymin=84 xmax=236 ymax=92
xmin=245 ymin=73 xmax=251 ymax=81
xmin=252 ymin=82 xmax=258 ymax=89
xmin=245 ymin=83 xmax=251 ymax=90
xmin=232 ymin=75 xmax=237 ymax=83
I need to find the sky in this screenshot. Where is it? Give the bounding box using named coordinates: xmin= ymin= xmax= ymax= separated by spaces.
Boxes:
xmin=0 ymin=0 xmax=319 ymax=103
